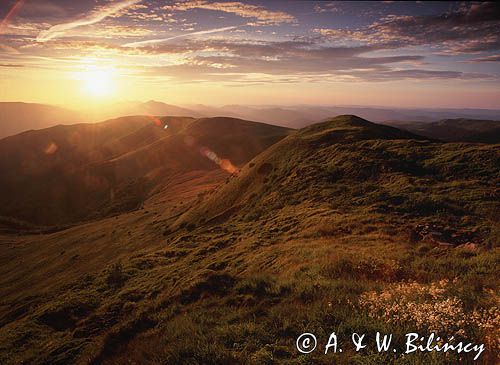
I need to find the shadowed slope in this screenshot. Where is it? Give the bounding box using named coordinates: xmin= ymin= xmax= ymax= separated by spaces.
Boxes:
xmin=0 ymin=116 xmax=291 ymax=226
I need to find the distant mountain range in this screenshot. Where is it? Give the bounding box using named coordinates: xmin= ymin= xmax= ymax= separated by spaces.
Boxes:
xmin=106 ymin=100 xmax=205 ymax=119
xmin=185 ymin=103 xmax=500 ymax=129
xmin=382 ymin=119 xmax=500 ymax=144
xmin=0 ymin=102 xmax=84 ymax=139
xmin=1 ymin=101 xmax=499 ymax=139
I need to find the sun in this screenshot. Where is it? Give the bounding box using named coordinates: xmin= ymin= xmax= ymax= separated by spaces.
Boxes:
xmin=75 ymin=62 xmax=117 ymax=98
xmin=83 ymin=69 xmax=114 ymax=97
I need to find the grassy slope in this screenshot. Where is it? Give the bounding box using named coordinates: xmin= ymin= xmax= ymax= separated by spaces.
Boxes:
xmin=0 ymin=116 xmax=498 ymax=364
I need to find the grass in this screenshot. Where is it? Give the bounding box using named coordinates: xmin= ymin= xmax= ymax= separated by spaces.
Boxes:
xmin=3 ymin=214 xmax=496 ymax=364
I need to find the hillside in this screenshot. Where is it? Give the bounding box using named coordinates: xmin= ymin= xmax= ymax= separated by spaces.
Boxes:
xmin=383 ymin=118 xmax=500 ymax=144
xmin=175 ymin=116 xmax=498 ymax=250
xmin=0 ymin=102 xmax=84 ymax=139
xmin=0 ymin=115 xmax=497 ymax=364
xmin=0 ymin=116 xmax=290 ymax=226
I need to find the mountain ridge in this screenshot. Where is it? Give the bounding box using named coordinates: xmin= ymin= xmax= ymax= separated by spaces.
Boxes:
xmin=176 ymin=115 xmax=497 ymax=234
xmin=3 ymin=101 xmax=500 ymax=139
xmin=383 ymin=118 xmax=500 ymax=144
xmin=0 ymin=115 xmax=291 ymax=226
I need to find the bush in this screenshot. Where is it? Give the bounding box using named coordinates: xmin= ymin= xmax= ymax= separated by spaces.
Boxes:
xmin=106 ymin=262 xmax=126 ymax=288
xmin=236 ymin=276 xmax=290 ymax=298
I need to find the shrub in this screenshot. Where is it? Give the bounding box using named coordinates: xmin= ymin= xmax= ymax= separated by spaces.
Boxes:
xmin=236 ymin=275 xmax=290 ymax=298
xmin=106 ymin=262 xmax=126 ymax=288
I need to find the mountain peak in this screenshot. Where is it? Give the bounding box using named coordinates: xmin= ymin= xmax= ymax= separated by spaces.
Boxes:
xmin=329 ymin=114 xmax=373 ymax=124
xmin=144 ymin=100 xmax=166 ymax=106
xmin=299 ymin=114 xmax=425 ymax=143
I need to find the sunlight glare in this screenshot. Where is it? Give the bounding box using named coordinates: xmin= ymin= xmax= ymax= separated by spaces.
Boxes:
xmin=74 ymin=61 xmax=117 ymax=99
xmin=83 ymin=69 xmax=114 ymax=97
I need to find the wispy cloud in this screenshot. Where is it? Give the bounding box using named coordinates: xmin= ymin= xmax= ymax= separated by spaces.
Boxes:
xmin=123 ymin=26 xmax=238 ymax=47
xmin=0 ymin=63 xmax=24 ymax=68
xmin=36 ymin=0 xmax=141 ymax=42
xmin=314 ymin=2 xmax=341 ymax=14
xmin=468 ymin=55 xmax=500 ymax=63
xmin=162 ymin=1 xmax=295 ymax=25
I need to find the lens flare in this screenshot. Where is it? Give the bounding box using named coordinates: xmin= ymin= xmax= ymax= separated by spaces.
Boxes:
xmin=199 ymin=146 xmax=239 ymax=174
xmin=145 ymin=113 xmax=162 ymax=127
xmin=44 ymin=142 xmax=58 ymax=155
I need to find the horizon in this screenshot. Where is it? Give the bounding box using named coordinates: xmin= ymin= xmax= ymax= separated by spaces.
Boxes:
xmin=4 ymin=99 xmax=500 ymax=113
xmin=1 ymin=1 xmax=499 ymax=109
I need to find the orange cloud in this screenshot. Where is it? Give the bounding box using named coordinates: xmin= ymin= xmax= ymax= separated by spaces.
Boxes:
xmin=163 ymin=1 xmax=296 ymax=25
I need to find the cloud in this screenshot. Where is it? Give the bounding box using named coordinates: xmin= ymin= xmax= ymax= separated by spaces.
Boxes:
xmin=8 ymin=1 xmax=494 ymax=87
xmin=314 ymin=2 xmax=341 ymax=13
xmin=36 ymin=0 xmax=142 ymax=42
xmin=468 ymin=55 xmax=500 ymax=63
xmin=134 ymin=39 xmax=437 ymax=80
xmin=123 ymin=26 xmax=238 ymax=47
xmin=76 ymin=24 xmax=153 ymax=38
xmin=315 ymin=2 xmax=500 ymax=53
xmin=127 ymin=35 xmax=498 ymax=84
xmin=162 ymin=1 xmax=295 ymax=25
xmin=350 ymin=69 xmax=494 ymax=82
xmin=12 ymin=0 xmax=68 ymax=20
xmin=0 ymin=63 xmax=24 ymax=68
xmin=0 ymin=43 xmax=15 ymax=54
xmin=0 ymin=21 xmax=50 ymax=37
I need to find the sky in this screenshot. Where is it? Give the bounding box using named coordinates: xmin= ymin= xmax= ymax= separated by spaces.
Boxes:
xmin=0 ymin=0 xmax=499 ymax=109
